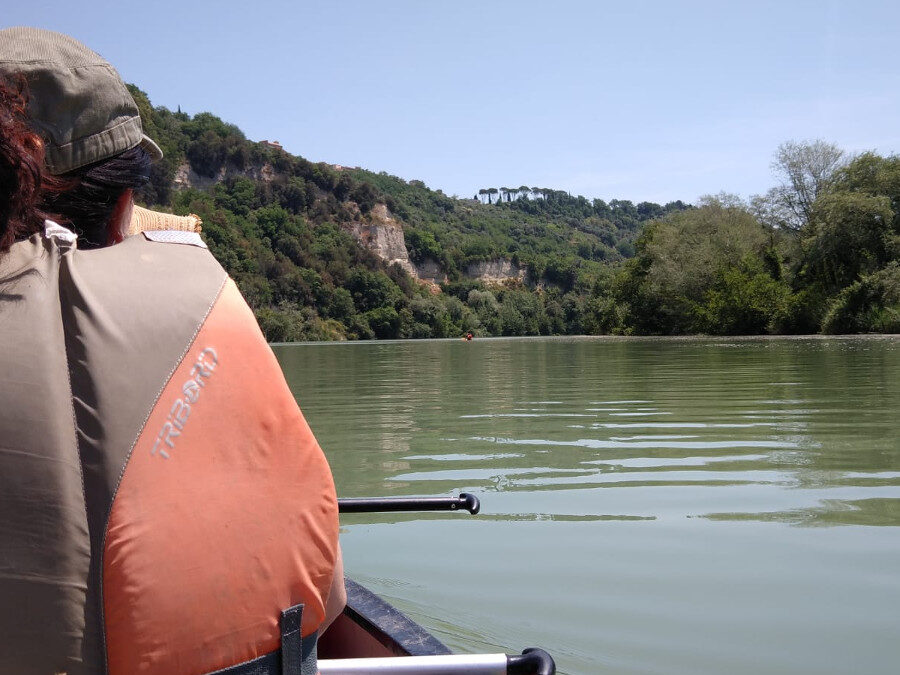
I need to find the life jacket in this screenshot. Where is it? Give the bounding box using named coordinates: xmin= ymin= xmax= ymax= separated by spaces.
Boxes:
xmin=0 ymin=224 xmax=339 ymax=675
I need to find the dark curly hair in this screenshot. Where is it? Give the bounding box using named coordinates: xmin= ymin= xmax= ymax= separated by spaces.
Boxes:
xmin=41 ymin=145 xmax=151 ymax=248
xmin=0 ymin=74 xmax=152 ymax=254
xmin=0 ymin=74 xmax=55 ymax=252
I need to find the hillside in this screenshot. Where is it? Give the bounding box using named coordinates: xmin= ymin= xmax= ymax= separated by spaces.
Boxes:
xmin=131 ymin=88 xmax=899 ymax=339
xmin=130 ymin=86 xmax=686 ymax=340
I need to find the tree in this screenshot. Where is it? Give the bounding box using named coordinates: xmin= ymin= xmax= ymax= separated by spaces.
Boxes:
xmin=409 ymin=296 xmax=452 ymax=337
xmin=278 ymin=177 xmax=310 ymax=213
xmin=364 ymin=306 xmax=401 ymax=339
xmin=692 ymin=256 xmax=792 ymax=334
xmin=637 ymin=202 xmax=664 ymax=220
xmin=643 ymin=195 xmax=770 ymax=301
xmin=613 ymin=195 xmax=777 ymax=333
xmin=334 ymin=172 xmax=354 ymax=200
xmin=498 ymin=290 xmax=545 ymax=335
xmin=792 ymin=152 xmax=899 ymax=303
xmin=805 ymin=191 xmax=894 ymax=291
xmin=405 ymin=228 xmax=443 ymax=263
xmin=349 ymin=182 xmax=378 ymax=213
xmin=754 ymin=140 xmax=846 ymax=232
xmin=821 ymin=263 xmax=900 ymax=333
xmin=346 ymin=269 xmax=402 ymax=312
xmin=833 ymin=152 xmax=900 ymax=231
xmin=487 ymin=188 xmax=499 ymax=204
xmin=467 ymin=289 xmax=502 ymax=334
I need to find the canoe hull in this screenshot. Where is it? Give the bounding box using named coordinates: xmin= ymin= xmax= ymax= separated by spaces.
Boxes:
xmin=318 ymin=578 xmax=451 ymax=659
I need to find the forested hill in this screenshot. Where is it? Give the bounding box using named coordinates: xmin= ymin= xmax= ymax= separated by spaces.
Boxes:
xmin=130 ymin=85 xmax=686 ymax=340
xmin=132 ymin=86 xmax=899 ymax=339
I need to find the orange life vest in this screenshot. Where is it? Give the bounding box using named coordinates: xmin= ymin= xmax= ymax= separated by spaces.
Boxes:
xmin=0 ymin=225 xmax=339 ymax=675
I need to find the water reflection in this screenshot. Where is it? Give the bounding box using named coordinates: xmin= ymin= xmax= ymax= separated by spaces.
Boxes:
xmin=703 ymin=498 xmax=900 ymax=527
xmin=276 ymin=336 xmax=900 ymax=524
xmin=276 ymin=336 xmax=900 ymax=675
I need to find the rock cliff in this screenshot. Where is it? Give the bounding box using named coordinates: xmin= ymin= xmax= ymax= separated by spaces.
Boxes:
xmin=465 ymin=259 xmax=529 ymax=284
xmin=345 ymin=204 xmax=447 ymax=288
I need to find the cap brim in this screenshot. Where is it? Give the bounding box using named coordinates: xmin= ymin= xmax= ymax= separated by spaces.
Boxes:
xmin=139 ymin=134 xmax=163 ymax=162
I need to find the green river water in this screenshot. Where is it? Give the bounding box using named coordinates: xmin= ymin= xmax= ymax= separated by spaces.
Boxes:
xmin=273 ymin=336 xmax=900 ymax=675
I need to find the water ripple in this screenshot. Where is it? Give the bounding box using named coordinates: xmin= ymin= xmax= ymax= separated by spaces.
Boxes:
xmin=470 ymin=436 xmax=803 ymax=450
xmin=276 ymin=336 xmax=900 ymax=675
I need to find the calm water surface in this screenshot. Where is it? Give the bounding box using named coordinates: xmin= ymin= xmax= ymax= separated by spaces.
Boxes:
xmin=274 ymin=336 xmax=900 ymax=675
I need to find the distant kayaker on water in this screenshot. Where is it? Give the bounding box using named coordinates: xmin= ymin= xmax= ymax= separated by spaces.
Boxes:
xmin=0 ymin=27 xmax=344 ymax=675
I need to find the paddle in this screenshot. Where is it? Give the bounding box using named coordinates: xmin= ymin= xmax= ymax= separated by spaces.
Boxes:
xmin=319 ymin=648 xmax=555 ymax=674
xmin=338 ymin=493 xmax=480 ymax=515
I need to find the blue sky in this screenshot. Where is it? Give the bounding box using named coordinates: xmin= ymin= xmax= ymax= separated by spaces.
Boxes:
xmin=5 ymin=1 xmax=899 ymax=204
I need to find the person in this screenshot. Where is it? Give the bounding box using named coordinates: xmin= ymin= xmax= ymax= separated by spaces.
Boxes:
xmin=0 ymin=27 xmax=344 ymax=675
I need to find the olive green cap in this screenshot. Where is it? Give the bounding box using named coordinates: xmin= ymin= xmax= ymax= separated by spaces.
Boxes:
xmin=0 ymin=27 xmax=162 ymax=175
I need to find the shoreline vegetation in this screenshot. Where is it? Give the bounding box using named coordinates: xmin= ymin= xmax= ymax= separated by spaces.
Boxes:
xmin=131 ymin=86 xmax=900 ymax=341
xmin=269 ymin=334 xmax=900 ymax=352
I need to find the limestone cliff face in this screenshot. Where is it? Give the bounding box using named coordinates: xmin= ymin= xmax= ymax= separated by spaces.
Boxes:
xmin=345 ymin=204 xmax=448 ymax=287
xmin=347 ymin=220 xmax=415 ymax=275
xmin=413 ymin=258 xmax=446 ymax=285
xmin=465 ymin=259 xmax=529 ymax=284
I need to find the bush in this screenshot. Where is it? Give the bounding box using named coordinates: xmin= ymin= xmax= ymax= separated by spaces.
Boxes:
xmin=406 ymin=228 xmax=443 ymax=264
xmin=364 ymin=306 xmax=402 ymax=339
xmin=691 ymin=257 xmax=792 ymax=335
xmin=822 ymin=263 xmax=900 ymax=333
xmin=346 ymin=269 xmax=403 ymax=313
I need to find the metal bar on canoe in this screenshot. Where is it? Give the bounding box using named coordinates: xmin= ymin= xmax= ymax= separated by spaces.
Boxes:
xmin=319 ymin=648 xmax=555 ymax=674
xmin=338 ymin=493 xmax=480 ymax=515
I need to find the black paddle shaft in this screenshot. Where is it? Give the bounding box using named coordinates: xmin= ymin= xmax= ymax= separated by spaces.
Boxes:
xmin=338 ymin=493 xmax=480 ymax=515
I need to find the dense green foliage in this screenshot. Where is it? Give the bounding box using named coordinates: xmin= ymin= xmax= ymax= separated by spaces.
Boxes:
xmin=605 ymin=147 xmax=900 ymax=335
xmin=343 ymin=171 xmax=686 ymax=277
xmin=130 ymin=86 xmax=897 ymax=338
xmin=129 ymin=86 xmax=681 ymax=340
